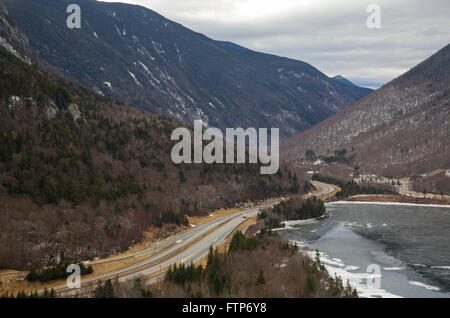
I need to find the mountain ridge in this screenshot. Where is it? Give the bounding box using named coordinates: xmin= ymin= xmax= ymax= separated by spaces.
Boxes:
xmin=0 ymin=7 xmax=304 ymax=269
xmin=4 ymin=0 xmax=371 ymax=140
xmin=332 ymin=75 xmax=374 ymax=100
xmin=282 ymin=44 xmax=450 ymax=176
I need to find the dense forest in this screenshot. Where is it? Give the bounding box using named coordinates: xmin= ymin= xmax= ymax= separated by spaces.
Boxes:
xmin=412 ymin=172 xmax=450 ymax=196
xmin=0 ymin=46 xmax=306 ymax=270
xmin=258 ymin=197 xmax=326 ymax=229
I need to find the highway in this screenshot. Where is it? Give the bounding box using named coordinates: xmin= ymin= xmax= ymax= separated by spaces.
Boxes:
xmin=57 ymin=206 xmax=266 ymax=296
xmin=51 ymin=180 xmax=339 ymax=296
xmin=309 ymin=180 xmax=339 ymax=198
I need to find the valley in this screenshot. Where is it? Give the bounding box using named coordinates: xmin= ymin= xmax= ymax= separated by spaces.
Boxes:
xmin=282 ymin=44 xmax=449 ymax=177
xmin=0 ymin=0 xmax=448 ymax=301
xmin=0 ymin=4 xmax=304 ymax=278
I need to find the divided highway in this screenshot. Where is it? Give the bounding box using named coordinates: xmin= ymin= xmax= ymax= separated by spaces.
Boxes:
xmin=58 ymin=206 xmax=264 ymax=296
xmin=54 ymin=180 xmax=339 ymax=296
xmin=309 ymin=180 xmax=339 ymax=198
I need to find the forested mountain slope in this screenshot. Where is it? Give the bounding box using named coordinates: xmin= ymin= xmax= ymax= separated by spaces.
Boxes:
xmin=4 ymin=0 xmax=368 ymax=140
xmin=282 ymin=44 xmax=450 ymax=176
xmin=0 ymin=8 xmax=304 ymax=269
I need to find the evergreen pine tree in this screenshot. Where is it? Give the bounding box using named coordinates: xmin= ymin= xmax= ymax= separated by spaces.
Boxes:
xmin=256 ymin=270 xmax=265 ymax=285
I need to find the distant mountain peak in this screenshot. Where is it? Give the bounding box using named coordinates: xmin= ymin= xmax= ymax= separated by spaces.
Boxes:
xmin=331 ymin=75 xmax=374 ymax=100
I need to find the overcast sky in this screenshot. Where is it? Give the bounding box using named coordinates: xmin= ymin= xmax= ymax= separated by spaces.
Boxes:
xmin=99 ymin=0 xmax=450 ymax=88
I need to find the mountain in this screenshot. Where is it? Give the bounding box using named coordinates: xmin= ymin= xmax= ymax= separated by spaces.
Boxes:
xmin=0 ymin=3 xmax=32 ymax=65
xmin=0 ymin=7 xmax=304 ymax=269
xmin=332 ymin=75 xmax=356 ymax=87
xmin=4 ymin=0 xmax=365 ymax=140
xmin=332 ymin=75 xmax=374 ymax=100
xmin=282 ymin=44 xmax=450 ymax=176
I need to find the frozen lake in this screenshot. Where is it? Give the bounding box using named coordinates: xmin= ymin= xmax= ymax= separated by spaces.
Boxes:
xmin=279 ymin=202 xmax=450 ymax=298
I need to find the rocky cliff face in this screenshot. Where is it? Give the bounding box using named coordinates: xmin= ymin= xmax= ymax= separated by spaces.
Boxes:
xmin=0 ymin=3 xmax=32 ymax=65
xmin=282 ymin=44 xmax=450 ymax=176
xmin=4 ymin=0 xmax=368 ymax=140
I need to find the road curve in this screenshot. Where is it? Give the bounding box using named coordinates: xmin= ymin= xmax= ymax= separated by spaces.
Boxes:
xmin=309 ymin=180 xmax=338 ymax=198
xmin=57 ymin=206 xmax=266 ymax=296
xmin=55 ymin=182 xmax=336 ymax=296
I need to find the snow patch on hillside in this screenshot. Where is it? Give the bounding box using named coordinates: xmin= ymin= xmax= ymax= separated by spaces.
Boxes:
xmin=128 ymin=71 xmax=142 ymax=87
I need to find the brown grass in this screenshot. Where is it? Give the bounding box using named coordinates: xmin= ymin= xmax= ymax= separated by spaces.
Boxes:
xmin=187 ymin=208 xmax=239 ymax=227
xmin=344 ymin=194 xmax=450 ymax=205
